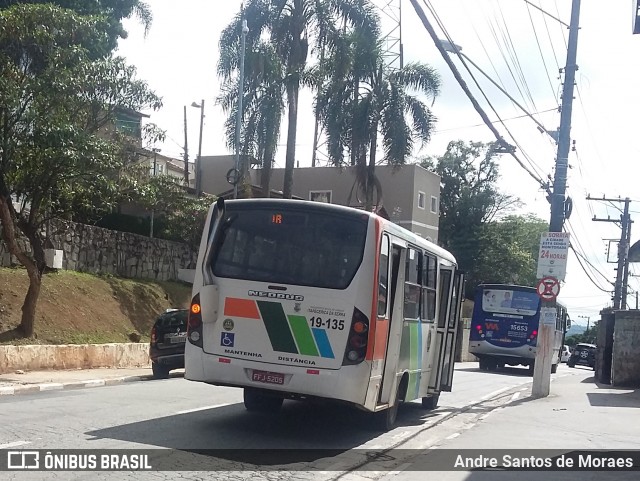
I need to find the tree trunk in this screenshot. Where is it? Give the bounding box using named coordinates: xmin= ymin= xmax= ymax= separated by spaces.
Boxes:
xmin=350 ymin=77 xmax=360 ymax=167
xmin=0 ymin=196 xmax=44 ymax=338
xmin=366 ymin=121 xmax=379 ymax=211
xmin=260 ymin=152 xmax=273 ymax=198
xmin=283 ymin=81 xmax=299 ymax=199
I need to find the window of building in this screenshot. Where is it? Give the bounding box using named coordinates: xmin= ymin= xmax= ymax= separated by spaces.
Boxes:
xmin=430 ymin=196 xmax=438 ymax=214
xmin=418 ymin=191 xmax=426 ymax=209
xmin=310 ymin=190 xmax=332 ymax=203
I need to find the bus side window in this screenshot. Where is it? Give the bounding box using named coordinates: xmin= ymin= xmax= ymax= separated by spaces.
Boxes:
xmin=438 ymin=269 xmax=452 ymax=328
xmin=421 ymin=253 xmax=437 ymax=322
xmin=403 ymin=247 xmax=421 ymax=320
xmin=377 ymin=235 xmax=390 ymax=317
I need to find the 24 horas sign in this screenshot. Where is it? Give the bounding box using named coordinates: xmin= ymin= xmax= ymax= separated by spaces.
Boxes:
xmin=536 ymin=232 xmax=570 ymax=281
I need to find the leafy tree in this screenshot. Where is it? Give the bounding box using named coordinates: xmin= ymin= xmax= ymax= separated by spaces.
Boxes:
xmin=0 ymin=0 xmax=152 ymax=54
xmin=471 ymin=214 xmax=548 ymax=291
xmin=421 ymin=141 xmax=549 ymax=294
xmin=0 ymin=4 xmax=161 ymax=337
xmin=218 ymin=0 xmax=378 ymax=199
xmin=566 ymin=321 xmax=598 ymax=346
xmin=218 ymin=41 xmax=285 ymax=197
xmin=318 ymin=27 xmax=440 ymax=209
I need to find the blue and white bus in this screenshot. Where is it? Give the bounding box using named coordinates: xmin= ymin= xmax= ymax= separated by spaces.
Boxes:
xmin=468 ymin=284 xmax=569 ymax=375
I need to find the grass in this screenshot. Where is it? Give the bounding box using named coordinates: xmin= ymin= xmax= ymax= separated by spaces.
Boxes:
xmin=0 ymin=267 xmax=192 ymax=345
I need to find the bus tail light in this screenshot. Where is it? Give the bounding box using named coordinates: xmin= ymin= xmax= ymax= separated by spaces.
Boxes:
xmin=187 ymin=293 xmax=203 ymax=348
xmin=343 ymin=307 xmax=369 ymax=365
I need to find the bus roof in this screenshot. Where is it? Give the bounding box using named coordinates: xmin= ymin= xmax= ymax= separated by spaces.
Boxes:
xmin=219 ymin=198 xmax=457 ymax=265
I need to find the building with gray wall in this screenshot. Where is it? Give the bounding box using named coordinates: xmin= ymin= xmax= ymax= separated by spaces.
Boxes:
xmin=198 ymin=156 xmax=441 ymax=241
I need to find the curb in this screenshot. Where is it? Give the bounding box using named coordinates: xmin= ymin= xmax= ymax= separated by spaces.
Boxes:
xmin=0 ymin=374 xmax=157 ymax=397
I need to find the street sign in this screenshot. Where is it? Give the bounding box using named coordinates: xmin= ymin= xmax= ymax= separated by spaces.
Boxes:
xmin=540 ymin=307 xmax=557 ymax=326
xmin=536 ymin=276 xmax=560 ymax=301
xmin=537 ymin=232 xmax=570 ymax=281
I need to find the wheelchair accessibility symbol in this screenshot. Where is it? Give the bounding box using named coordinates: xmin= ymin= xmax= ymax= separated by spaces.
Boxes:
xmin=221 ymin=332 xmax=235 ymax=347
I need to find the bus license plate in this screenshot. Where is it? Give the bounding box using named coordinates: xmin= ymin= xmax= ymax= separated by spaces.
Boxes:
xmin=252 ymin=370 xmax=285 ymax=385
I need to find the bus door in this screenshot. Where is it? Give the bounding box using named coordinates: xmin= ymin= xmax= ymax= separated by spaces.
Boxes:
xmin=378 ymin=241 xmax=405 ymax=404
xmin=431 ymin=268 xmax=464 ymax=392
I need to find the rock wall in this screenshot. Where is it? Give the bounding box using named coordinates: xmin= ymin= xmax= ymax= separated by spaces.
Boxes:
xmin=0 ymin=219 xmax=196 ymax=281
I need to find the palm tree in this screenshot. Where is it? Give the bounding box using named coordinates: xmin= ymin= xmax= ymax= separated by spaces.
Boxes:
xmin=218 ymin=41 xmax=285 ymax=197
xmin=218 ymin=0 xmax=379 ymax=199
xmin=317 ymin=32 xmax=441 ymax=210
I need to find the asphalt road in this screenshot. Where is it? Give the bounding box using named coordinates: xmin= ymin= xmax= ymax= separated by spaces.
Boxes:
xmin=0 ymin=362 xmax=547 ymax=479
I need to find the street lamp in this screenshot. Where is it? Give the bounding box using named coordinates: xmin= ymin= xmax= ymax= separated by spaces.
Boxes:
xmin=234 ymin=15 xmax=249 ymax=199
xmin=439 ymin=39 xmax=557 ymax=142
xmin=149 ymin=147 xmax=161 ymax=238
xmin=191 ymin=100 xmax=204 ymax=196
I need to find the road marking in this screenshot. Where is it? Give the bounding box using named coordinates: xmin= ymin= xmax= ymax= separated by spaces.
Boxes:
xmin=480 ymin=386 xmax=511 ymax=400
xmin=0 ymin=441 xmax=31 ymax=449
xmin=175 ymin=403 xmax=232 ymax=414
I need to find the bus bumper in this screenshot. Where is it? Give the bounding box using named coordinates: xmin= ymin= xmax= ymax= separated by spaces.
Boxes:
xmin=185 ymin=345 xmax=372 ymax=408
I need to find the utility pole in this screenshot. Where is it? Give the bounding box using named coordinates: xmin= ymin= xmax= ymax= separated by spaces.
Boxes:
xmin=192 ymin=99 xmax=205 ymax=196
xmin=578 ymin=314 xmax=590 ymax=332
xmin=532 ymin=0 xmax=581 ymax=399
xmin=234 ymin=13 xmax=248 ymax=199
xmin=590 ymin=196 xmax=633 ymax=310
xmin=549 ymin=0 xmax=581 ymax=232
xmin=183 ymin=105 xmax=190 ymax=187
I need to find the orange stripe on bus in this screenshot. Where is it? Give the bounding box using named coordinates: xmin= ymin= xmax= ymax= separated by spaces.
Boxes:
xmin=224 ymin=298 xmax=261 ymax=319
xmin=373 ymin=318 xmax=389 ymax=360
xmin=366 ymin=218 xmax=382 ymax=361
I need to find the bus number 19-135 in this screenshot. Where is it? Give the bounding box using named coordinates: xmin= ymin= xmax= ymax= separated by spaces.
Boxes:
xmin=310 ymin=317 xmax=345 ymax=330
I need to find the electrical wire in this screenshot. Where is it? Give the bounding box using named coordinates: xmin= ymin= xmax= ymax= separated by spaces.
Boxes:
xmin=494 ymin=0 xmax=538 ymax=112
xmin=423 ymin=0 xmax=548 ymax=186
xmin=524 ymin=0 xmax=556 ymax=99
xmin=434 ymin=107 xmax=558 ymax=133
xmin=537 ymin=0 xmax=561 ymax=71
xmin=554 ymin=0 xmax=568 ymax=48
xmin=568 ymin=243 xmax=612 ymax=294
xmin=565 ymin=219 xmax=613 ymax=288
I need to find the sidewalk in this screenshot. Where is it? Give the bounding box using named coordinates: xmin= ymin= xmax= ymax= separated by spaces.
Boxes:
xmin=382 ymin=369 xmax=640 ymax=480
xmin=0 ymin=367 xmax=184 ymax=395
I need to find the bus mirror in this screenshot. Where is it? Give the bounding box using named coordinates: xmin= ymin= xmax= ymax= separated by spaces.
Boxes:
xmin=566 ymin=317 xmax=572 ymax=329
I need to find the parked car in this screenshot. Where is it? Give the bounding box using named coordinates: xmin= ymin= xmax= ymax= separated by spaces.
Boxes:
xmin=149 ymin=308 xmax=188 ymax=379
xmin=567 ymin=343 xmax=596 ymax=370
xmin=561 ymin=345 xmax=571 ymax=363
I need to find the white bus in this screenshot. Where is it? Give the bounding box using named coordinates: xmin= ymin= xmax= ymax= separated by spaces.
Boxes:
xmin=185 ymin=198 xmax=464 ymax=430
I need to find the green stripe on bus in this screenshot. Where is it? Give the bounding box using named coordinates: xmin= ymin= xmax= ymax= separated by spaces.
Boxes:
xmin=257 ymin=301 xmax=298 ymax=354
xmin=410 ymin=322 xmax=418 ymax=372
xmin=288 ymin=315 xmax=320 ymax=357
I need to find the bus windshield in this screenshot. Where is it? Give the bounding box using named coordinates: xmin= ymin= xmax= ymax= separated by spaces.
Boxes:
xmin=211 ymin=204 xmax=368 ymax=289
xmin=481 ymin=288 xmax=539 ymax=317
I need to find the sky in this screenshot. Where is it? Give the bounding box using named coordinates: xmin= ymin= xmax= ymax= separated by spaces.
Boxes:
xmin=115 ymin=0 xmax=640 ymax=326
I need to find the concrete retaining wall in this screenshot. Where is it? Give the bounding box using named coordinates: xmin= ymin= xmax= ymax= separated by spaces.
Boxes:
xmin=0 ymin=343 xmax=150 ymax=374
xmin=612 ymin=310 xmax=640 ymax=387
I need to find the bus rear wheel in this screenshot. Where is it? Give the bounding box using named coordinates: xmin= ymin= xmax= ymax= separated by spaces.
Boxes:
xmin=243 ymin=388 xmax=283 ymax=413
xmin=421 ymin=393 xmax=439 ymax=410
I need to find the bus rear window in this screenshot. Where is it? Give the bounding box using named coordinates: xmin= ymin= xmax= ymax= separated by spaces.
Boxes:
xmin=211 ymin=206 xmax=368 ymax=289
xmin=481 ymin=289 xmax=539 ymax=316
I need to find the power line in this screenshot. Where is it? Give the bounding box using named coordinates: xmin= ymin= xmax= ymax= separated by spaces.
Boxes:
xmin=421 ymin=0 xmax=548 ymax=187
xmin=524 ymin=0 xmax=557 ymax=98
